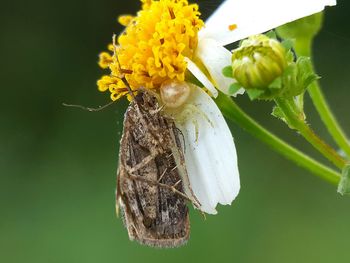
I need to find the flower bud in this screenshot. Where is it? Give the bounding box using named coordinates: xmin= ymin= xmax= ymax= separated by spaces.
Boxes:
xmin=231 ymin=35 xmax=287 ymax=90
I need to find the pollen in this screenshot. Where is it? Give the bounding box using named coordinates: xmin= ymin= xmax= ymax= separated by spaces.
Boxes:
xmin=97 ymin=0 xmax=204 ymax=101
xmin=228 ymin=24 xmax=237 ymax=31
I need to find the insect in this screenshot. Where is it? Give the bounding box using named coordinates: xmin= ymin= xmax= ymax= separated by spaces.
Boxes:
xmin=116 ymin=88 xmax=200 ymax=248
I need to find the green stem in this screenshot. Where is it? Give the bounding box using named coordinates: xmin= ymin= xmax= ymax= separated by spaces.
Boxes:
xmin=215 ymin=93 xmax=340 ymax=185
xmin=309 ymin=81 xmax=350 ymax=157
xmin=295 ymin=41 xmax=350 ymax=158
xmin=275 ymin=98 xmax=346 ymax=169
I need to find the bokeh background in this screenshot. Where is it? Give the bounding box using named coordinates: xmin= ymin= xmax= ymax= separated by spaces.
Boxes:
xmin=1 ymin=0 xmax=350 ymax=262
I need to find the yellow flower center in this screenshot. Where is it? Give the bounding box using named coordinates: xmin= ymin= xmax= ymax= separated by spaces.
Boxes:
xmin=97 ymin=0 xmax=204 ymax=101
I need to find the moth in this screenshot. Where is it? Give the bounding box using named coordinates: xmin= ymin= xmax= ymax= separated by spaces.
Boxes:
xmin=116 ymin=89 xmax=199 ymax=248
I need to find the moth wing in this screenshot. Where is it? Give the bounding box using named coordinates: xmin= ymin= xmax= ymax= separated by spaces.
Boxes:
xmin=169 ymin=126 xmax=201 ymax=209
xmin=116 ymin=93 xmax=190 ymax=248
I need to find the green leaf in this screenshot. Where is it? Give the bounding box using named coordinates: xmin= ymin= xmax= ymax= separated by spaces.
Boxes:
xmin=228 ymin=82 xmax=241 ymax=95
xmin=337 ymin=164 xmax=350 ymax=195
xmin=246 ymin=89 xmax=264 ymax=100
xmin=222 ymin=66 xmax=233 ymax=78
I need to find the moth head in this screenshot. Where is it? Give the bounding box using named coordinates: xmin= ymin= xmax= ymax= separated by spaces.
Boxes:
xmin=134 ymin=89 xmax=159 ymax=111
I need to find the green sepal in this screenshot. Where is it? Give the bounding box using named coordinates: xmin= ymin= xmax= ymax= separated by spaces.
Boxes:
xmin=228 ymin=82 xmax=241 ymax=95
xmin=281 ymin=63 xmax=298 ymax=97
xmin=271 ymin=98 xmax=303 ymax=130
xmin=285 ymin=50 xmax=295 ymax=64
xmin=265 ymin=30 xmax=277 ymax=40
xmin=281 ymin=39 xmax=294 ymax=51
xmin=280 ymin=56 xmax=318 ymax=99
xmin=243 ymin=77 xmax=283 ymax=101
xmin=222 ymin=66 xmax=233 ymax=78
xmin=271 ymin=105 xmax=296 ymax=129
xmin=246 ymin=89 xmax=265 ymax=100
xmin=272 ymin=105 xmax=285 ymax=120
xmin=268 ymin=77 xmax=282 ymax=90
xmin=294 ymin=94 xmax=305 ymax=118
xmin=296 ymin=56 xmax=320 ymax=88
xmin=337 ymin=164 xmax=350 ymax=195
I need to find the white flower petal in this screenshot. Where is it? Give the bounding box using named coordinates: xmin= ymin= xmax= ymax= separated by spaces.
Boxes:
xmin=173 ymin=85 xmax=240 ymax=214
xmin=185 ymin=57 xmax=218 ymax=98
xmin=199 ymin=0 xmax=336 ymax=46
xmin=195 ymin=38 xmax=244 ymax=96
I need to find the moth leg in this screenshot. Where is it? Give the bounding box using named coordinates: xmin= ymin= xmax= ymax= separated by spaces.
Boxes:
xmin=167 ymin=178 xmax=201 ymax=210
xmin=148 ymin=104 xmax=166 ymax=115
xmin=127 ymin=173 xmax=200 ymax=209
xmin=157 ymin=168 xmax=168 ymax=183
xmin=173 ymin=179 xmax=182 ymax=188
xmin=127 ymin=152 xmax=159 ymax=174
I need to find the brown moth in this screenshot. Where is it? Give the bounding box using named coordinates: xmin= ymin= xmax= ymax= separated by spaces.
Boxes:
xmin=116 ymin=89 xmax=199 ymax=248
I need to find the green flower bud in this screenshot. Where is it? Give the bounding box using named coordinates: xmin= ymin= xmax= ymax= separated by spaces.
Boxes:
xmin=231 ymin=34 xmax=287 ymax=91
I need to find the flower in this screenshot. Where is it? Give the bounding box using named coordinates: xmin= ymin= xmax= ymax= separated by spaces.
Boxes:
xmin=97 ymin=0 xmax=336 ymax=214
xmin=98 ymin=0 xmax=204 ymax=99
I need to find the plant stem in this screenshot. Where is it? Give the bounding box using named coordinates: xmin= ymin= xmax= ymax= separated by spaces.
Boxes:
xmin=308 ymin=81 xmax=350 ymax=157
xmin=275 ymin=98 xmax=346 ymax=169
xmin=215 ymin=93 xmax=340 ymax=185
xmin=295 ymin=41 xmax=350 ymax=158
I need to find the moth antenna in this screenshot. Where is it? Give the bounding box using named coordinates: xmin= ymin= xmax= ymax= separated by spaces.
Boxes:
xmin=112 ymin=34 xmax=137 ymax=101
xmin=62 ymin=101 xmax=115 ymax=112
xmin=120 ymin=77 xmax=137 ymax=101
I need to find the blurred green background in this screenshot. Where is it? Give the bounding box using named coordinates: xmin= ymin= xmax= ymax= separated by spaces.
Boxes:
xmin=1 ymin=0 xmax=350 ymax=262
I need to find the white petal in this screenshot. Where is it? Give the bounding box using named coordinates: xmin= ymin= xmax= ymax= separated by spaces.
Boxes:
xmin=199 ymin=0 xmax=336 ymax=46
xmin=173 ymin=85 xmax=240 ymax=214
xmin=185 ymin=57 xmax=218 ymax=98
xmin=195 ymin=38 xmax=244 ymax=96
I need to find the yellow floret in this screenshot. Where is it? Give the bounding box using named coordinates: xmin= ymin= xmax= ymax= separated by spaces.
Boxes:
xmin=118 ymin=15 xmax=134 ymax=27
xmin=98 ymin=52 xmax=113 ymax=69
xmin=97 ymin=0 xmax=204 ymax=101
xmin=97 ymin=75 xmax=131 ymax=101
